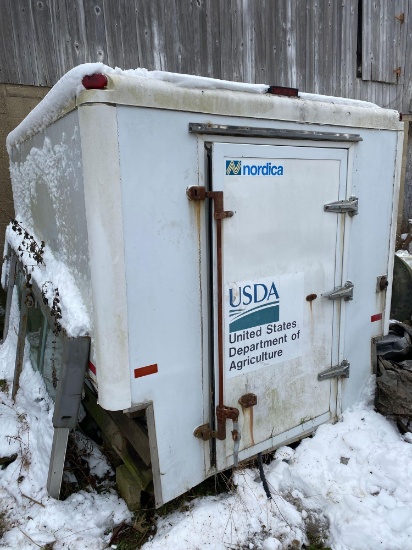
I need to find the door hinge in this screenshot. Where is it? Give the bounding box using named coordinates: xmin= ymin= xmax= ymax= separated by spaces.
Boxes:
xmin=318 ymin=360 xmax=350 ymax=381
xmin=322 ymin=281 xmax=354 ymax=301
xmin=324 ymin=196 xmax=358 ymax=216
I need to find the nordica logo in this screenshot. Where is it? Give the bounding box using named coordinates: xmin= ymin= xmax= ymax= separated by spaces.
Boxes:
xmin=226 ymin=160 xmax=284 ymax=176
xmin=229 ymin=282 xmax=280 ymax=333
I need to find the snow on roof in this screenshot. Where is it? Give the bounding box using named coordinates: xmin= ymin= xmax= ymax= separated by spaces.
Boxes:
xmin=6 ymin=63 xmax=392 ymax=153
xmin=7 ymin=63 xmax=107 ymax=154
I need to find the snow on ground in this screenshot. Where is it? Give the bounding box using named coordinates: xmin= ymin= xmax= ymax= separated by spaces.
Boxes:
xmin=1 ymin=292 xmax=412 ymax=549
xmin=0 ymin=292 xmax=131 ymax=549
xmin=141 ymin=382 xmax=412 ymax=550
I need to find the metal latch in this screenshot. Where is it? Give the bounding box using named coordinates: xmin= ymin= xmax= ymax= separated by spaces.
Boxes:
xmin=187 ymin=186 xmax=234 ymax=220
xmin=324 ymin=197 xmax=358 ymax=216
xmin=193 ymin=405 xmax=240 ymax=442
xmin=193 ymin=423 xmax=214 ymax=441
xmin=318 ymin=360 xmax=350 ymax=381
xmin=323 ymin=281 xmax=354 ymax=301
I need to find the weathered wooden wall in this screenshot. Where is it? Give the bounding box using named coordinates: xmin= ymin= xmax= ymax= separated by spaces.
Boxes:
xmin=1 ymin=0 xmax=412 ymax=250
xmin=1 ymin=0 xmax=411 ymax=112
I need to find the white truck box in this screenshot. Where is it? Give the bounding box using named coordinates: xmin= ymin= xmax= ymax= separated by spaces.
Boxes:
xmin=2 ymin=66 xmax=403 ymax=507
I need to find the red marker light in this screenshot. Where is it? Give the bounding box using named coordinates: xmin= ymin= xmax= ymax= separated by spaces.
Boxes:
xmin=267 ymin=85 xmax=299 ymax=97
xmin=82 ymin=73 xmax=108 ymax=90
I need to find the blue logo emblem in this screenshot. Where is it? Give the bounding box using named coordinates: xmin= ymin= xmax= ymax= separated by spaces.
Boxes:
xmin=225 ymin=159 xmax=284 ymax=176
xmin=226 ymin=160 xmax=242 ymax=175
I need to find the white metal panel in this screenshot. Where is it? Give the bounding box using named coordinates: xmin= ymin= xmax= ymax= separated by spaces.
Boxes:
xmin=342 ymin=128 xmax=402 ymax=410
xmin=79 ymin=104 xmax=131 ymax=411
xmin=8 ymin=111 xmax=92 ymax=320
xmin=77 ymin=75 xmax=402 ymax=132
xmin=117 ymin=107 xmax=208 ymax=506
xmin=211 ymin=143 xmax=348 ymax=469
xmin=114 ymin=105 xmax=401 ymax=503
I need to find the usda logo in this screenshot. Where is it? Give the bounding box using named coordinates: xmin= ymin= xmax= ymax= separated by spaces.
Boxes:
xmin=226 ymin=159 xmax=284 ymax=176
xmin=225 ymin=272 xmax=304 ymax=377
xmin=228 ymin=281 xmax=280 ymax=333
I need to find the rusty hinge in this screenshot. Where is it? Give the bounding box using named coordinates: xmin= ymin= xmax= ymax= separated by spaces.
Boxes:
xmin=394 ymin=67 xmax=402 ymax=78
xmin=395 ymin=13 xmax=405 ymax=24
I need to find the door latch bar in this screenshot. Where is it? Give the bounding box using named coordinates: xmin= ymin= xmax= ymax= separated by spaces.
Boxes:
xmin=323 ymin=281 xmax=354 ymax=301
xmin=318 ymin=360 xmax=350 ymax=381
xmin=187 ymin=186 xmax=236 ymax=440
xmin=324 ymin=196 xmax=358 ymax=216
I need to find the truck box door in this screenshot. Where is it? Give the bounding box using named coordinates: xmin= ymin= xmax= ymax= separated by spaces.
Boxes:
xmin=210 ymin=143 xmax=348 ymax=470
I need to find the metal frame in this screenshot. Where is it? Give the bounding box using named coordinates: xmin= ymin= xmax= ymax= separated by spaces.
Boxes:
xmin=3 ymin=252 xmax=90 ymax=499
xmin=189 ymin=123 xmax=363 ymax=142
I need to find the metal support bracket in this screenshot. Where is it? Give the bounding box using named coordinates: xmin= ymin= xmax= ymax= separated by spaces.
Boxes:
xmin=324 ymin=196 xmax=358 ymax=216
xmin=47 ymin=427 xmax=70 ymax=499
xmin=318 ymin=360 xmax=350 ymax=381
xmin=323 ymin=281 xmax=354 ymax=301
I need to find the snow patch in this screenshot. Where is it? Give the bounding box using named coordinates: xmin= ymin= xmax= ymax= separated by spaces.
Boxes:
xmin=7 ymin=63 xmax=386 ymax=152
xmin=7 ymin=63 xmax=108 ymax=153
xmin=6 ymin=224 xmax=90 ymax=337
xmin=0 ymin=291 xmax=130 ymax=549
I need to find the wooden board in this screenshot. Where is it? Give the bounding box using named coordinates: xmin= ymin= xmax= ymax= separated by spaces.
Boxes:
xmin=2 ymin=0 xmax=412 ymax=112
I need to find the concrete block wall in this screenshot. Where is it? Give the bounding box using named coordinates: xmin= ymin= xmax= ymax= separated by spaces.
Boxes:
xmin=0 ymin=84 xmax=49 ymax=255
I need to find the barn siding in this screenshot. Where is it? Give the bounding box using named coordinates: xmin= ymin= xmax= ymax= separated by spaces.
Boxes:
xmin=1 ymin=0 xmax=412 ymax=254
xmin=1 ymin=0 xmax=411 ymax=112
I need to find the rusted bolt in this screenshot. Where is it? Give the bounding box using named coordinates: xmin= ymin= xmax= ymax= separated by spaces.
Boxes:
xmin=238 ymin=393 xmax=257 ymax=408
xmin=379 ymin=276 xmax=389 ymax=291
xmin=377 ymin=275 xmax=389 ymax=292
xmin=25 ymin=293 xmax=35 ymax=308
xmin=306 ymin=294 xmax=317 ymax=302
xmin=231 ymin=429 xmax=239 ymax=442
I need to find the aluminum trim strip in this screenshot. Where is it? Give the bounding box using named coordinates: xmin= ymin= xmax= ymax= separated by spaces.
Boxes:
xmin=189 ymin=123 xmax=363 ymax=142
